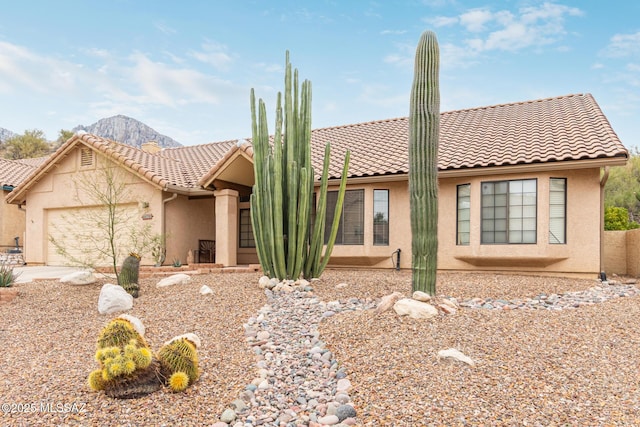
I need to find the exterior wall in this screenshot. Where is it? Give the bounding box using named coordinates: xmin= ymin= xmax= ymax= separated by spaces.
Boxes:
xmin=604 ymin=228 xmax=640 ymax=277
xmin=164 ymin=194 xmax=215 ymax=265
xmin=323 ymin=168 xmax=602 ymax=276
xmin=0 ymin=190 xmax=25 ymax=250
xmin=23 ymin=147 xmax=165 ymax=266
xmin=603 ymin=230 xmax=627 ymax=275
xmin=237 ymin=199 xmax=258 ymax=265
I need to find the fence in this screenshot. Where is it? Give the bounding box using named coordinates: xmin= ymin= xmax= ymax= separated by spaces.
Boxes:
xmin=603 ymin=229 xmax=640 ymax=277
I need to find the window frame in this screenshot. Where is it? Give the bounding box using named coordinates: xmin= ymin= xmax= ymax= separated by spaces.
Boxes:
xmin=325 ymin=189 xmax=365 ymax=246
xmin=549 ymin=178 xmax=567 ymax=244
xmin=456 ymin=183 xmax=471 ymax=246
xmin=373 ymin=189 xmax=389 ymax=246
xmin=481 ymin=178 xmax=537 ymax=245
xmin=238 ymin=208 xmax=256 ymax=248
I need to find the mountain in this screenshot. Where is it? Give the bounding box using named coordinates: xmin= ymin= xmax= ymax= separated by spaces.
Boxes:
xmin=0 ymin=127 xmax=16 ymax=143
xmin=73 ymin=115 xmax=182 ymax=148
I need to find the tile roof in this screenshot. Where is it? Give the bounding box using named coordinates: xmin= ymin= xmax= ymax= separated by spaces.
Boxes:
xmin=310 ymin=93 xmax=628 ymax=179
xmin=0 ymin=158 xmax=38 ymax=188
xmin=5 ymin=93 xmax=628 ymax=202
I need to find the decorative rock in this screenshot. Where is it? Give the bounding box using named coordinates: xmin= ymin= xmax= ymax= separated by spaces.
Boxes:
xmin=59 ymin=270 xmax=96 ymax=285
xmin=97 ymin=283 xmax=133 ymax=314
xmin=437 ymin=348 xmax=475 ymax=366
xmin=165 ymin=332 xmax=201 ymax=349
xmin=156 ymin=273 xmax=191 ymax=288
xmin=437 ymin=303 xmax=457 ymax=315
xmin=412 ymin=290 xmax=431 ymax=302
xmin=393 ymin=298 xmax=438 ymax=319
xmin=258 ymin=276 xmax=271 ymax=288
xmin=336 ymin=378 xmax=352 ymax=392
xmin=220 ymin=408 xmax=237 ymax=423
xmin=117 ymin=314 xmax=145 ymax=337
xmin=317 ymin=415 xmax=340 ymax=425
xmin=374 ymin=291 xmax=404 ymax=315
xmin=212 ymin=422 xmax=228 ymax=427
xmin=200 ymin=285 xmax=213 ymax=295
xmin=256 ymin=330 xmax=270 ymax=340
xmin=336 ymin=404 xmax=357 ymax=421
xmin=335 ymin=283 xmax=349 ymax=289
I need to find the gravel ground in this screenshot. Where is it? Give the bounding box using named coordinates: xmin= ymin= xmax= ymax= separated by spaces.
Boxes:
xmin=1 ymin=269 xmax=639 ymax=426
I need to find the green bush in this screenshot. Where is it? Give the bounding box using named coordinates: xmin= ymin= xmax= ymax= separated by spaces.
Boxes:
xmin=604 ymin=206 xmax=640 ymax=230
xmin=0 ymin=262 xmax=20 ymax=287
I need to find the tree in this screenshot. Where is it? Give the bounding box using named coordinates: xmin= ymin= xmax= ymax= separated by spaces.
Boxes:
xmin=49 ymin=164 xmax=159 ymax=280
xmin=250 ymin=51 xmax=350 ymax=280
xmin=604 ymin=206 xmax=640 ymax=230
xmin=604 ymin=151 xmax=640 ymax=222
xmin=2 ymin=129 xmax=52 ymax=159
xmin=409 ymin=30 xmax=440 ymax=295
xmin=53 ymin=129 xmax=75 ymax=151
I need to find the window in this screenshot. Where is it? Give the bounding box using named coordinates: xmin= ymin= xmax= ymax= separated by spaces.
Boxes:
xmin=457 ymin=184 xmax=470 ymax=245
xmin=239 ymin=209 xmax=255 ymax=248
xmin=481 ymin=179 xmax=537 ymax=244
xmin=373 ymin=190 xmax=389 ymax=245
xmin=549 ymin=178 xmax=566 ymax=244
xmin=325 ymin=189 xmax=364 ymax=245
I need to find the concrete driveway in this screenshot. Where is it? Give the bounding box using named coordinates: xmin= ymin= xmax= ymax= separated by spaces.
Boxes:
xmin=12 ymin=266 xmax=90 ymax=284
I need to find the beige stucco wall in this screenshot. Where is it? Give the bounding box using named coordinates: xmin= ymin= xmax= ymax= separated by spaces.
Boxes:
xmin=24 ymin=148 xmax=162 ymax=265
xmin=1 ymin=190 xmax=26 ymax=250
xmin=603 ymin=230 xmax=627 ymax=275
xmin=322 ymin=167 xmax=602 ymax=276
xmin=164 ymin=193 xmax=215 ymax=265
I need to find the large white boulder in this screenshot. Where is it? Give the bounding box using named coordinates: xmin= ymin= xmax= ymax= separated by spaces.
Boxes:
xmin=60 ymin=270 xmax=96 ymax=285
xmin=393 ymin=298 xmax=439 ymax=319
xmin=156 ymin=273 xmax=191 ymax=288
xmin=98 ymin=284 xmax=133 ymax=314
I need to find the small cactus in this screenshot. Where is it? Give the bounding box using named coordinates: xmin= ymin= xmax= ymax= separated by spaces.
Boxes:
xmin=157 ymin=337 xmax=199 ymax=386
xmin=168 ymin=372 xmax=190 ymax=392
xmin=97 ymin=319 xmax=146 ymax=349
xmin=118 ymin=252 xmax=141 ymax=298
xmin=88 ymin=369 xmax=106 ymax=391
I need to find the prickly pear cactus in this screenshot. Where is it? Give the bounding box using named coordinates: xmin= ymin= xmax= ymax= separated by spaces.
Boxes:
xmin=118 ymin=252 xmax=141 ymax=298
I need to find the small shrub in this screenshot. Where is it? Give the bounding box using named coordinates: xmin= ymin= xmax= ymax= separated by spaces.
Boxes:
xmin=0 ymin=262 xmax=20 ymax=287
xmin=605 ymin=206 xmax=640 ymax=230
xmin=172 ymin=258 xmax=182 ymax=268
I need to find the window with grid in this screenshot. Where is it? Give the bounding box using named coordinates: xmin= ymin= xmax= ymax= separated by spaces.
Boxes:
xmin=325 ymin=189 xmax=364 ymax=245
xmin=457 ymin=184 xmax=470 ymax=245
xmin=481 ymin=179 xmax=537 ymax=244
xmin=549 ymin=178 xmax=566 ymax=244
xmin=239 ymin=209 xmax=255 ymax=248
xmin=373 ymin=189 xmax=389 ymax=245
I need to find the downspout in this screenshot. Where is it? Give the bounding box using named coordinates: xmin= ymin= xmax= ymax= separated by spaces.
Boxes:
xmin=600 ymin=166 xmax=610 ymax=281
xmin=162 ymin=191 xmax=178 ymax=263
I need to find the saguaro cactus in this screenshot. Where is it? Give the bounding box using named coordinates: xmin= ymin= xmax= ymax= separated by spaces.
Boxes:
xmin=409 ymin=30 xmax=440 ymax=295
xmin=250 ymin=51 xmax=350 ymax=281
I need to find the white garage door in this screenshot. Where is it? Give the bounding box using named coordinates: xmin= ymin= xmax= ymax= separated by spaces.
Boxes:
xmin=47 ymin=205 xmax=139 ymax=267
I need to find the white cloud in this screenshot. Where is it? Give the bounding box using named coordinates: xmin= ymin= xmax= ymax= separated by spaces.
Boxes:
xmin=602 ymin=31 xmax=640 ymax=58
xmin=428 ymin=16 xmax=458 ymax=27
xmin=459 ymin=9 xmax=494 ymax=32
xmin=430 ymin=2 xmax=584 ymax=53
xmin=380 ymin=29 xmax=407 ymax=35
xmin=154 ymin=22 xmax=177 ymax=35
xmin=188 ymin=41 xmax=233 ymax=70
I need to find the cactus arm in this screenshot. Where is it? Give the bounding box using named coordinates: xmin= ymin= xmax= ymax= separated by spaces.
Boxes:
xmin=317 ymin=150 xmax=350 ymax=276
xmin=304 ymin=144 xmax=331 ymax=278
xmin=272 ymin=93 xmax=287 ymax=279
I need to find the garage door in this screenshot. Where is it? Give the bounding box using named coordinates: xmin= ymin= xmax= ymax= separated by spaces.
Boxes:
xmin=47 ymin=204 xmax=139 ymax=267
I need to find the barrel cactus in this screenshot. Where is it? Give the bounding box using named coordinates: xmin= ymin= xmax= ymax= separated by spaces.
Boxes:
xmin=250 ymin=51 xmax=350 ymax=281
xmin=89 ymin=317 xmax=162 ymax=399
xmin=409 ymin=30 xmax=440 ymax=295
xmin=157 ymin=336 xmax=200 ymax=392
xmin=118 ymin=252 xmax=141 ymax=298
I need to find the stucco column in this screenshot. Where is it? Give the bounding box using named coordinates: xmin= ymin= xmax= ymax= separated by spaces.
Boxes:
xmin=214 ymin=189 xmax=239 ymax=267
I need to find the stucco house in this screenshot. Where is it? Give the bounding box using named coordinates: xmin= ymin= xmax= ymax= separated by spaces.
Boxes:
xmin=0 ymin=157 xmax=44 ymax=255
xmin=5 ymin=93 xmax=628 ymax=277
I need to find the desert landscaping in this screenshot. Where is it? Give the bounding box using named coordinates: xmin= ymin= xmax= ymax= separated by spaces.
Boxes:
xmin=1 ymin=269 xmax=639 ymax=426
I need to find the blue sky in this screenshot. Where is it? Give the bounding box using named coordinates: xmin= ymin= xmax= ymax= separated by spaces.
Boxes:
xmin=1 ymin=1 xmax=639 ymax=150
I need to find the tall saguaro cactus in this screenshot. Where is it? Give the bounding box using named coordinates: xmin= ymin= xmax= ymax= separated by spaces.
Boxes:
xmin=409 ymin=30 xmax=440 ymax=295
xmin=250 ymin=51 xmax=350 ymax=281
